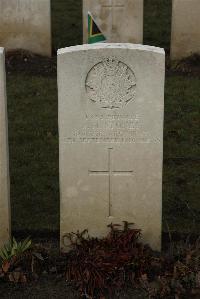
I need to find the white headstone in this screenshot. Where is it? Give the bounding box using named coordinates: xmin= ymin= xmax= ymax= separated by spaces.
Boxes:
xmin=0 ymin=48 xmax=10 ymax=247
xmin=0 ymin=0 xmax=51 ymax=57
xmin=58 ymin=44 xmax=165 ymax=251
xmin=83 ymin=0 xmax=143 ymax=44
xmin=171 ymin=0 xmax=200 ymax=60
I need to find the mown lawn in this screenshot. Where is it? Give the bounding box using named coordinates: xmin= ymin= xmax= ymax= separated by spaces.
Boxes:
xmin=6 ymin=0 xmax=200 ymax=235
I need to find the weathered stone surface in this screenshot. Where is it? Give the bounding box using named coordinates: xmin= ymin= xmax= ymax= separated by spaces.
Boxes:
xmin=83 ymin=0 xmax=143 ymax=43
xmin=0 ymin=48 xmax=10 ymax=247
xmin=0 ymin=0 xmax=51 ymax=57
xmin=58 ymin=44 xmax=165 ymax=251
xmin=171 ymin=0 xmax=200 ymax=60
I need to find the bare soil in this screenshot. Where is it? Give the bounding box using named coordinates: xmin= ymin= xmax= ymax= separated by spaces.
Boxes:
xmin=6 ymin=50 xmax=200 ymax=78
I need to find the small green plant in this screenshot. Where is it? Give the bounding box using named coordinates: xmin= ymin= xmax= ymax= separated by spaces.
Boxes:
xmin=0 ymin=237 xmax=45 ymax=283
xmin=0 ymin=237 xmax=32 ymax=264
xmin=0 ymin=237 xmax=32 ymax=282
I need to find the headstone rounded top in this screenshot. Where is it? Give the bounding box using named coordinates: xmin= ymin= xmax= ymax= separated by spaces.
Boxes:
xmin=57 ymin=43 xmax=165 ymax=56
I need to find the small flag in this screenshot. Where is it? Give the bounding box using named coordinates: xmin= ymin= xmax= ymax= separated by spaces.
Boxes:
xmin=88 ymin=11 xmax=106 ymax=44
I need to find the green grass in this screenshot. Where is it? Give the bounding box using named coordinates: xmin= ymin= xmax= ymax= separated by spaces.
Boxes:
xmin=144 ymin=0 xmax=172 ymax=51
xmin=7 ymin=75 xmax=59 ymax=232
xmin=163 ymin=75 xmax=200 ymax=233
xmin=6 ymin=0 xmax=200 ymax=235
xmin=51 ymin=0 xmax=82 ymax=50
xmin=164 ymin=76 xmax=200 ymax=158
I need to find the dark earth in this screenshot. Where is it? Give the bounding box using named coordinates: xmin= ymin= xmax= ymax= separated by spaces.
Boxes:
xmin=5 ymin=50 xmax=200 ymax=78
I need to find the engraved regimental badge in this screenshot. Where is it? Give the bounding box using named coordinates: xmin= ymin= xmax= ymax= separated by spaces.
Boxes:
xmin=85 ymin=58 xmax=136 ymax=109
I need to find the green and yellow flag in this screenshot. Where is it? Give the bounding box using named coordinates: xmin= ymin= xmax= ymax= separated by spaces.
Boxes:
xmin=88 ymin=12 xmax=106 ymax=44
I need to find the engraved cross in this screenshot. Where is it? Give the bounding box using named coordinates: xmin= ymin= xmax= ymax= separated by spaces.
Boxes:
xmin=89 ymin=148 xmax=133 ymax=217
xmin=102 ymin=0 xmax=125 ymax=31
